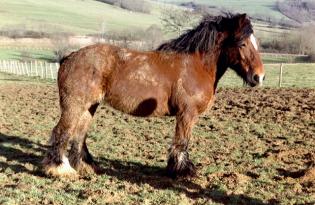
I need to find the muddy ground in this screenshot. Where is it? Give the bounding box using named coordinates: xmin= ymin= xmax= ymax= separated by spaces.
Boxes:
xmin=0 ymin=77 xmax=315 ymax=204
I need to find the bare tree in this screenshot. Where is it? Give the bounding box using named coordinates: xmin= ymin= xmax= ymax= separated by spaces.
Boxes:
xmin=277 ymin=0 xmax=315 ymax=23
xmin=144 ymin=24 xmax=164 ymax=50
xmin=160 ymin=6 xmax=199 ymax=35
xmin=96 ymin=0 xmax=151 ymax=13
xmin=299 ymin=24 xmax=315 ymax=59
xmin=50 ymin=34 xmax=72 ymax=62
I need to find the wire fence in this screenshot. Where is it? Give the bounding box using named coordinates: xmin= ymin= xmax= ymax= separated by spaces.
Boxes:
xmin=0 ymin=60 xmax=314 ymax=87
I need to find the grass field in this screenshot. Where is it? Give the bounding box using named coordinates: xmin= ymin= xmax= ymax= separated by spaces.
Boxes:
xmin=0 ymin=0 xmax=292 ymax=35
xmin=0 ymin=47 xmax=54 ymax=62
xmin=0 ymin=72 xmax=314 ymax=204
xmin=219 ymin=64 xmax=315 ymax=88
xmin=155 ymin=0 xmax=289 ymax=21
xmin=0 ymin=0 xmax=163 ymax=34
xmin=0 ymin=0 xmax=295 ymax=63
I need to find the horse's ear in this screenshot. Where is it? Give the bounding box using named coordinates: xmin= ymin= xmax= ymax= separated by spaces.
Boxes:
xmin=216 ymin=32 xmax=227 ymax=44
xmin=238 ymin=14 xmax=248 ymax=27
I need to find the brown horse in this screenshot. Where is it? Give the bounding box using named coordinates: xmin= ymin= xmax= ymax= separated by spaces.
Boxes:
xmin=43 ymin=13 xmax=264 ymax=178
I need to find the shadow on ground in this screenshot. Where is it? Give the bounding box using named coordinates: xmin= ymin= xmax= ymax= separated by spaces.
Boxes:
xmin=0 ymin=133 xmax=275 ymax=204
xmin=0 ymin=133 xmax=47 ymax=176
xmin=98 ymin=157 xmax=274 ymax=205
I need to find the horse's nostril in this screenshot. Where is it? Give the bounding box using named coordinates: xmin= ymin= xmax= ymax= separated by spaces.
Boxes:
xmin=253 ymin=74 xmax=259 ymax=83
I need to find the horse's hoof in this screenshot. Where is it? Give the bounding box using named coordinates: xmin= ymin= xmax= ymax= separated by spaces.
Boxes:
xmin=44 ymin=163 xmax=78 ymax=179
xmin=43 ymin=156 xmax=78 ymax=179
xmin=166 ymin=159 xmax=197 ymax=179
xmin=77 ymin=161 xmax=104 ymax=175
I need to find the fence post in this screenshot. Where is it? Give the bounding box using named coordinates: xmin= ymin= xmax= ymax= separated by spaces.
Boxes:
xmin=55 ymin=63 xmax=59 ymax=79
xmin=41 ymin=62 xmax=44 ymax=78
xmin=279 ymin=63 xmax=283 ymax=87
xmin=30 ymin=61 xmax=33 ymax=76
xmin=21 ymin=62 xmax=24 ymax=75
xmin=49 ymin=63 xmax=53 ymax=79
xmin=25 ymin=62 xmax=29 ymax=76
xmin=35 ymin=61 xmax=38 ymax=77
xmin=0 ymin=60 xmax=2 ymax=72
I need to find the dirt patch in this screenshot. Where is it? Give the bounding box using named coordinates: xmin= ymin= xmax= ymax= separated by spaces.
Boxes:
xmin=0 ymin=81 xmax=314 ymax=204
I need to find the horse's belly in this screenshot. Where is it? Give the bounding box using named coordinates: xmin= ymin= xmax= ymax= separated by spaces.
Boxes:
xmin=106 ymin=85 xmax=170 ymax=117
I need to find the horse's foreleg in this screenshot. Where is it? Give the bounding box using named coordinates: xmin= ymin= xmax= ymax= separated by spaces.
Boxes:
xmin=167 ymin=110 xmax=198 ymax=178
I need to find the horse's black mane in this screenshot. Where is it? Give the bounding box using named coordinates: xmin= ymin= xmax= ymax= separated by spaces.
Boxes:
xmin=157 ymin=13 xmax=253 ymax=53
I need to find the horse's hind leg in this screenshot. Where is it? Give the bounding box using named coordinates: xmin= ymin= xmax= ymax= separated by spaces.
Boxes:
xmin=167 ymin=109 xmax=198 ymax=178
xmin=69 ymin=137 xmax=103 ymax=175
xmin=43 ymin=107 xmax=83 ymax=178
xmin=68 ymin=103 xmax=103 ymax=175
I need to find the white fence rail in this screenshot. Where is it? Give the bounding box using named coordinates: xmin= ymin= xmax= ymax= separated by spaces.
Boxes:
xmin=0 ymin=60 xmax=59 ymax=80
xmin=0 ymin=60 xmax=314 ymax=87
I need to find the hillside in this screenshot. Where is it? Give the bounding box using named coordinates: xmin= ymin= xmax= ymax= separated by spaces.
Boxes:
xmin=154 ymin=0 xmax=292 ymax=22
xmin=0 ymin=0 xmax=162 ymax=35
xmin=1 ymin=0 xmax=308 ymax=62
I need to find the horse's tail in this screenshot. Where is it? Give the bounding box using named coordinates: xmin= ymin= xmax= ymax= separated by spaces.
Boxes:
xmin=57 ymin=51 xmax=75 ymax=89
xmin=58 ymin=50 xmax=74 ymax=65
xmin=59 ymin=55 xmax=68 ymax=65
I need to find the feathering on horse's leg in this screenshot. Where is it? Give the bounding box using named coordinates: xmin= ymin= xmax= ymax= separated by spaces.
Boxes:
xmin=42 ymin=109 xmax=81 ymax=178
xmin=167 ymin=109 xmax=198 ymax=178
xmin=69 ymin=136 xmax=102 ymax=175
xmin=81 ymin=139 xmax=104 ymax=174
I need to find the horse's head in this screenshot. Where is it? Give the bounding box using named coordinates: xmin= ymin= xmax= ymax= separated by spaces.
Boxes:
xmin=220 ymin=14 xmax=264 ymax=87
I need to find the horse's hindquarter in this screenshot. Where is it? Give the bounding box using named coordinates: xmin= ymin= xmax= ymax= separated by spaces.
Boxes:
xmin=106 ymin=51 xmax=180 ymax=117
xmin=58 ymin=44 xmax=119 ymax=108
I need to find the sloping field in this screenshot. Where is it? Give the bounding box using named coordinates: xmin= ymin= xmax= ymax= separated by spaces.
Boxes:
xmin=0 ymin=0 xmax=161 ymax=34
xmin=154 ymin=0 xmax=290 ymax=20
xmin=0 ymin=73 xmax=314 ymax=204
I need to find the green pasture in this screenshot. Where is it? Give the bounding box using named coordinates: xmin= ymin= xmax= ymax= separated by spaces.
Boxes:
xmin=154 ymin=0 xmax=290 ymax=20
xmin=220 ymin=64 xmax=315 ymax=88
xmin=0 ymin=47 xmax=55 ymax=62
xmin=0 ymin=0 xmax=162 ymax=34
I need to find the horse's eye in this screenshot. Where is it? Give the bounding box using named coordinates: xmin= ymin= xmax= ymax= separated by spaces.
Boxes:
xmin=240 ymin=43 xmax=246 ymax=47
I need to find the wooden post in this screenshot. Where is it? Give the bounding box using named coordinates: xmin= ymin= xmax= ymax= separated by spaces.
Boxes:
xmin=55 ymin=63 xmax=59 ymax=79
xmin=45 ymin=62 xmax=48 ymax=79
xmin=30 ymin=61 xmax=33 ymax=76
xmin=41 ymin=62 xmax=44 ymax=78
xmin=12 ymin=61 xmax=16 ymax=74
xmin=49 ymin=63 xmax=53 ymax=79
xmin=0 ymin=60 xmax=2 ymax=72
xmin=279 ymin=63 xmax=283 ymax=87
xmin=25 ymin=62 xmax=29 ymax=76
xmin=15 ymin=61 xmax=18 ymax=74
xmin=35 ymin=61 xmax=38 ymax=77
xmin=21 ymin=62 xmax=24 ymax=75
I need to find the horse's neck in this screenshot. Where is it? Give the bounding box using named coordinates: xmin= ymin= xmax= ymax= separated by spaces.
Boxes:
xmin=214 ymin=57 xmax=228 ymax=90
xmin=201 ymin=49 xmax=227 ymax=91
